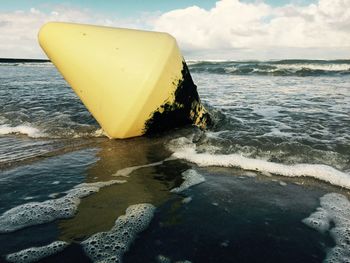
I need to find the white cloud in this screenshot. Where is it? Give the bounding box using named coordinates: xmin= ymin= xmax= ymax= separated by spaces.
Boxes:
xmin=0 ymin=7 xmax=151 ymax=58
xmin=153 ymin=0 xmax=350 ymax=59
xmin=0 ymin=0 xmax=349 ymax=59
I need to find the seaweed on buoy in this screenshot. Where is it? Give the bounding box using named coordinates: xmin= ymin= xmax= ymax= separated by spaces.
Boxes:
xmin=144 ymin=62 xmax=211 ymax=135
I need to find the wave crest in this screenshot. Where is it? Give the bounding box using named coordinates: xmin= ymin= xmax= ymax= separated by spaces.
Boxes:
xmin=168 ymin=137 xmax=350 ymax=189
xmin=0 ymin=124 xmax=47 ymax=138
xmin=188 ymin=60 xmax=350 ymax=76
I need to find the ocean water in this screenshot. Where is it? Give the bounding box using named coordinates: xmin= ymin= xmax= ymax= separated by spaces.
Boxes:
xmin=0 ymin=60 xmax=349 ymax=262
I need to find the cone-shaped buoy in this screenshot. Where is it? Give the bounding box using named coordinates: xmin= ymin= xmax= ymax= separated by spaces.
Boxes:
xmin=38 ymin=22 xmax=210 ymax=139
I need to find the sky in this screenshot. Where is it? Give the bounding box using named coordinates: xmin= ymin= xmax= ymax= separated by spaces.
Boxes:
xmin=0 ymin=0 xmax=349 ymax=60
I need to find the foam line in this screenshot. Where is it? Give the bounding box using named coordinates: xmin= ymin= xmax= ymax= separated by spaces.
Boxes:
xmin=171 ymin=169 xmax=205 ymax=193
xmin=82 ymin=203 xmax=155 ymax=263
xmin=6 ymin=241 xmax=68 ymax=263
xmin=0 ymin=180 xmax=126 ymax=233
xmin=113 ymin=156 xmax=176 ymax=177
xmin=169 ymin=137 xmax=350 ymax=189
xmin=113 ymin=161 xmax=164 ymax=177
xmin=156 ymin=255 xmax=192 ymax=263
xmin=303 ymin=193 xmax=350 ymax=262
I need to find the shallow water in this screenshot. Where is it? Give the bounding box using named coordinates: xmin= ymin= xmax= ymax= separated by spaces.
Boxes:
xmin=0 ymin=60 xmax=349 ymax=262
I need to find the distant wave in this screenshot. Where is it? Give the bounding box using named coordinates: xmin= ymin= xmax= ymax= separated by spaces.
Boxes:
xmin=2 ymin=59 xmax=349 ymax=75
xmin=0 ymin=62 xmax=53 ymax=68
xmin=188 ymin=60 xmax=350 ymax=76
xmin=0 ymin=58 xmax=52 ymax=68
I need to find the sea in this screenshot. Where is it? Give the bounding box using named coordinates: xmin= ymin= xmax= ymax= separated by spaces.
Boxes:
xmin=0 ymin=59 xmax=349 ymax=263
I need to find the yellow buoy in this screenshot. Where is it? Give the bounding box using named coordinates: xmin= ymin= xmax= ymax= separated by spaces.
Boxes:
xmin=38 ymin=22 xmax=210 ymax=139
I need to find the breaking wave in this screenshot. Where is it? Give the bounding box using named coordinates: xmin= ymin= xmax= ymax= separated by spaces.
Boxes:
xmin=168 ymin=137 xmax=350 ymax=189
xmin=188 ymin=60 xmax=350 ymax=76
xmin=0 ymin=124 xmax=47 ymax=138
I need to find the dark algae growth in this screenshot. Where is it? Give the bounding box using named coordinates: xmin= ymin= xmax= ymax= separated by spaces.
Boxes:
xmin=144 ymin=62 xmax=211 ymax=135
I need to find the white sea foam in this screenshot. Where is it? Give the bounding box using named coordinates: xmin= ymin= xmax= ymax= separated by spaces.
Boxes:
xmin=220 ymin=240 xmax=230 ymax=247
xmin=157 ymin=255 xmax=172 ymax=263
xmin=262 ymin=127 xmax=294 ymax=138
xmin=186 ymin=59 xmax=228 ymax=65
xmin=168 ymin=137 xmax=350 ymax=189
xmin=113 ymin=161 xmax=164 ymax=177
xmin=171 ymin=169 xmax=206 ymax=193
xmin=244 ymin=171 xmax=257 ymax=178
xmin=276 ymin=63 xmax=350 ymax=72
xmin=6 ymin=241 xmax=68 ymax=263
xmin=252 ymin=106 xmax=283 ymax=119
xmin=18 ymin=62 xmax=54 ymax=68
xmin=0 ymin=180 xmax=126 ymax=233
xmin=91 ymin=128 xmax=107 ymax=138
xmin=0 ymin=124 xmax=47 ymax=138
xmin=0 ymin=123 xmax=106 ymax=139
xmin=303 ymin=193 xmax=350 ymax=263
xmin=279 ymin=181 xmax=287 ymax=186
xmin=182 ymin=196 xmax=193 ymax=204
xmin=113 ymin=157 xmax=176 ymax=177
xmin=23 ymin=196 xmax=36 ymax=200
xmin=156 ymin=255 xmax=192 ymax=263
xmin=82 ymin=203 xmax=155 ymax=263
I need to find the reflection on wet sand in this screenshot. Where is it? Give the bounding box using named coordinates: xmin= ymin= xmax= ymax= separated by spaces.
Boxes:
xmin=58 ymin=135 xmax=191 ymax=241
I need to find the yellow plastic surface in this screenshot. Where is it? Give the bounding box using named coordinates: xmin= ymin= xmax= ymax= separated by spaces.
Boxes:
xmin=38 ymin=22 xmax=184 ymax=138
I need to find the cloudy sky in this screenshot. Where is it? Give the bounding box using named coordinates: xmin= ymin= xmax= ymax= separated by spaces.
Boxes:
xmin=0 ymin=0 xmax=349 ymax=60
